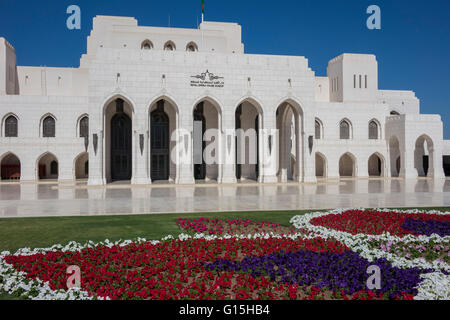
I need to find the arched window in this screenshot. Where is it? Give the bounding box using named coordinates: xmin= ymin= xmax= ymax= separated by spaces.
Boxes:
xmin=340 ymin=120 xmax=351 ymax=140
xmin=141 ymin=40 xmax=153 ymax=50
xmin=315 ymin=119 xmax=322 ymax=139
xmin=43 ymin=116 xmax=56 ymax=138
xmin=164 ymin=41 xmax=176 ymax=51
xmin=79 ymin=116 xmax=89 ymax=138
xmin=369 ymin=120 xmax=379 ymax=140
xmin=5 ymin=115 xmax=18 ymax=137
xmin=50 ymin=160 xmax=58 ymax=175
xmin=186 ymin=42 xmax=198 ymax=52
xmin=390 ymin=111 xmax=400 ymax=115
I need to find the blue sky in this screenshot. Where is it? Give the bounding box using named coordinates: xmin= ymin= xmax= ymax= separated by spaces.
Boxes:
xmin=1 ymin=0 xmax=449 ymax=137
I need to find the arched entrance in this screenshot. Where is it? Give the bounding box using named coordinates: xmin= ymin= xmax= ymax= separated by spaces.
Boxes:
xmin=111 ymin=107 xmax=132 ymax=181
xmin=1 ymin=153 xmax=21 ymax=180
xmin=389 ymin=136 xmax=401 ymax=177
xmin=276 ymin=102 xmax=300 ymax=182
xmin=105 ymin=98 xmax=133 ymax=182
xmin=193 ymin=99 xmax=221 ymax=181
xmin=37 ymin=153 xmax=58 ymax=180
xmin=315 ymin=153 xmax=326 ymax=178
xmin=235 ymin=100 xmax=262 ymax=181
xmin=151 ymin=100 xmax=170 ymax=181
xmin=74 ymin=152 xmax=89 ymax=180
xmin=339 ymin=153 xmax=356 ymax=177
xmin=415 ymin=135 xmax=434 ymax=177
xmin=368 ymin=153 xmax=384 ymax=177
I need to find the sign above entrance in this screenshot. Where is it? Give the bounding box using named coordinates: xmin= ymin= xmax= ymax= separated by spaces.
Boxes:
xmin=190 ymin=70 xmax=224 ymax=88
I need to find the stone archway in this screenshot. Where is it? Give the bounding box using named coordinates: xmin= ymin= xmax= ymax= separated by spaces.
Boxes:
xmin=315 ymin=152 xmax=327 ymax=178
xmin=389 ymin=136 xmax=401 ymax=177
xmin=104 ymin=97 xmax=134 ymax=183
xmin=0 ymin=153 xmax=21 ymax=180
xmin=415 ymin=135 xmax=434 ymax=177
xmin=235 ymin=99 xmax=263 ymax=181
xmin=276 ymin=103 xmax=300 ymax=182
xmin=193 ymin=98 xmax=221 ymax=182
xmin=149 ymin=99 xmax=179 ymax=182
xmin=74 ymin=152 xmax=89 ymax=180
xmin=37 ymin=152 xmax=58 ymax=180
xmin=368 ymin=153 xmax=384 ymax=177
xmin=339 ymin=153 xmax=356 ymax=177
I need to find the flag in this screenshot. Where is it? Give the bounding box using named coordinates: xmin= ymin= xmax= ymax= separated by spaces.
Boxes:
xmin=202 ymin=0 xmax=205 ymax=14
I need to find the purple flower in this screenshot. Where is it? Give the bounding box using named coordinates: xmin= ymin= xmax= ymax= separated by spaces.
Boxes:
xmin=401 ymin=218 xmax=450 ymax=237
xmin=205 ymin=250 xmax=430 ymax=298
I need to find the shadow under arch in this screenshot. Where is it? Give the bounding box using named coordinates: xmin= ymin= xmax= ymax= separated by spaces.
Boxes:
xmin=315 ymin=152 xmax=327 ymax=178
xmin=339 ymin=152 xmax=357 ymax=177
xmin=36 ymin=152 xmax=59 ymax=180
xmin=0 ymin=152 xmax=21 ymax=180
xmin=368 ymin=152 xmax=385 ymax=177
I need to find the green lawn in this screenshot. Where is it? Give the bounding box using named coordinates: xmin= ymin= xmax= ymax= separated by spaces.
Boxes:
xmin=0 ymin=210 xmax=316 ymax=253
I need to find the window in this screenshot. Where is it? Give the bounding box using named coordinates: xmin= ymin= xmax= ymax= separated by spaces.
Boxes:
xmin=50 ymin=161 xmax=58 ymax=175
xmin=365 ymin=75 xmax=368 ymax=89
xmin=369 ymin=120 xmax=379 ymax=140
xmin=315 ymin=119 xmax=322 ymax=139
xmin=141 ymin=40 xmax=153 ymax=50
xmin=354 ymin=75 xmax=356 ymax=88
xmin=79 ymin=116 xmax=89 ymax=138
xmin=164 ymin=41 xmax=176 ymax=51
xmin=390 ymin=111 xmax=400 ymax=116
xmin=340 ymin=120 xmax=351 ymax=140
xmin=359 ymin=75 xmax=362 ymax=88
xmin=186 ymin=42 xmax=198 ymax=52
xmin=43 ymin=116 xmax=55 ymax=138
xmin=5 ymin=115 xmax=18 ymax=137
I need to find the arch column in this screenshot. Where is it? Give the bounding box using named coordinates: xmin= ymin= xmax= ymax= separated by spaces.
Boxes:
xmin=260 ymin=115 xmax=277 ymax=183
xmin=401 ymin=149 xmax=418 ymax=179
xmin=132 ymin=128 xmax=150 ymax=184
xmin=176 ymin=112 xmax=195 ymax=184
xmin=358 ymin=155 xmax=368 ymax=178
xmin=220 ymin=110 xmax=237 ymax=183
xmin=20 ymin=161 xmax=35 ymax=182
xmin=302 ymin=113 xmax=317 ymax=183
xmin=430 ymin=146 xmax=445 ymax=178
xmin=58 ymin=156 xmax=74 ymax=182
xmin=132 ymin=105 xmax=150 ymax=185
xmin=88 ymin=97 xmax=105 ymax=185
xmin=88 ymin=129 xmax=105 ymax=185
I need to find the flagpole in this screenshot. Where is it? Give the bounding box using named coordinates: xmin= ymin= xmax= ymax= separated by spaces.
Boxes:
xmin=201 ymin=1 xmax=204 ymax=51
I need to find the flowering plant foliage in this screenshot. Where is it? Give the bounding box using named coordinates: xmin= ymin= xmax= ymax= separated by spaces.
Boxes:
xmin=177 ymin=217 xmax=300 ymax=236
xmin=401 ymin=218 xmax=450 ymax=237
xmin=290 ymin=208 xmax=450 ymax=300
xmin=309 ymin=209 xmax=450 ymax=237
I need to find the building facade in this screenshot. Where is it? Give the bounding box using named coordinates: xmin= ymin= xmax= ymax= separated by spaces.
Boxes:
xmin=0 ymin=15 xmax=448 ymax=185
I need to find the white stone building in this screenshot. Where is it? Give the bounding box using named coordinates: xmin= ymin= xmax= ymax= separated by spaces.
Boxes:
xmin=0 ymin=15 xmax=448 ymax=185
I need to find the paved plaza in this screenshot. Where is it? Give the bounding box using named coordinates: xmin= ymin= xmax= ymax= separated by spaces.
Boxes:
xmin=0 ymin=178 xmax=449 ymax=218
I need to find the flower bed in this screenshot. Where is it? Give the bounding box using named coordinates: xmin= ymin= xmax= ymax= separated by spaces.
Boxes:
xmin=177 ymin=217 xmax=300 ymax=236
xmin=309 ymin=210 xmax=450 ymax=237
xmin=368 ymin=239 xmax=449 ymax=264
xmin=1 ymin=233 xmax=417 ymax=300
xmin=1 ymin=209 xmax=449 ymax=300
xmin=290 ymin=209 xmax=450 ymax=300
